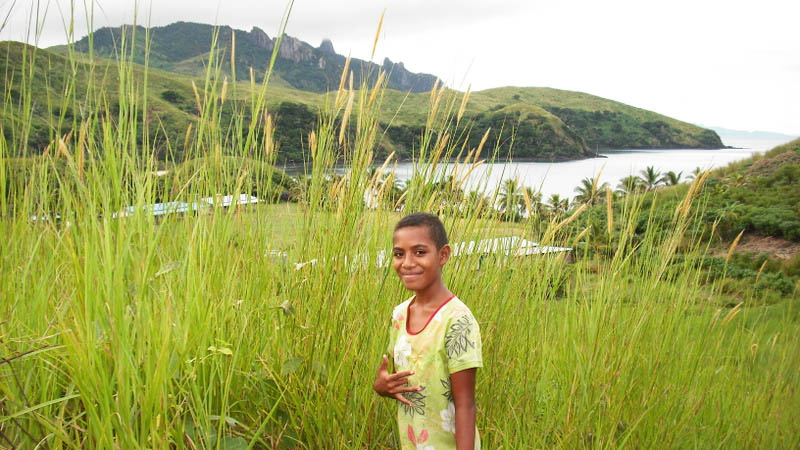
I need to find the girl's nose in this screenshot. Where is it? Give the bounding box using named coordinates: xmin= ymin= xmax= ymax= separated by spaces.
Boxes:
xmin=402 ymin=254 xmax=415 ymax=268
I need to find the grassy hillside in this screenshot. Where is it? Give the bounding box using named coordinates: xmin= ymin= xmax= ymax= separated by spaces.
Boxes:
xmin=5 ymin=39 xmax=722 ymax=164
xmin=468 ymin=87 xmax=723 ymax=149
xmin=1 ymin=42 xmax=590 ymax=162
xmin=2 ymin=27 xmax=798 ymax=448
xmin=568 ymin=138 xmax=800 ymax=308
xmin=574 ymin=139 xmax=800 ymax=245
xmin=705 ymin=138 xmax=800 ymax=240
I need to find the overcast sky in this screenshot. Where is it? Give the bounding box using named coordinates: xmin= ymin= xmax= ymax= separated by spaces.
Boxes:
xmin=2 ymin=0 xmax=798 ymax=135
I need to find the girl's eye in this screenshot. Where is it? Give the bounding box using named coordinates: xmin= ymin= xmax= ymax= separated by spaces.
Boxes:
xmin=415 ymin=250 xmax=425 ymax=255
xmin=393 ymin=252 xmax=403 ymax=258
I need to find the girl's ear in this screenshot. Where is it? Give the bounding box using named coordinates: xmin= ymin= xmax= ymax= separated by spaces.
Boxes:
xmin=439 ymin=244 xmax=451 ymax=266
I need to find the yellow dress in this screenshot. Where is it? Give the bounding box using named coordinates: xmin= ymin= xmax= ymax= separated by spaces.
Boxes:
xmin=388 ymin=295 xmax=482 ymax=449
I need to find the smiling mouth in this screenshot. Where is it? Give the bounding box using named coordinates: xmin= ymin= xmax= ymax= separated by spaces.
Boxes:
xmin=400 ymin=273 xmax=422 ymax=278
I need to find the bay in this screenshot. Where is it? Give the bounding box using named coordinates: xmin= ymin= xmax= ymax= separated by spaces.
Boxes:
xmin=390 ymin=137 xmax=792 ymax=201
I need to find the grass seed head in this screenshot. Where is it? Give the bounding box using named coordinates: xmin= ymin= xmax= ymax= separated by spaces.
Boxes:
xmin=476 ymin=128 xmax=491 ymax=161
xmin=191 ymin=80 xmax=203 ymax=116
xmin=726 ymin=230 xmax=744 ymax=262
xmin=339 ymin=90 xmax=354 ymax=145
xmin=456 ymin=85 xmax=471 ymax=125
xmin=755 ymin=259 xmax=768 ymax=283
xmin=371 ymin=10 xmax=385 ymax=60
xmin=368 ymin=71 xmax=386 ymax=106
xmin=221 ymin=77 xmax=228 ymax=103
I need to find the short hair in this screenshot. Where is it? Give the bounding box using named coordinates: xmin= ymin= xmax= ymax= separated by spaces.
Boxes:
xmin=394 ymin=212 xmax=448 ymax=249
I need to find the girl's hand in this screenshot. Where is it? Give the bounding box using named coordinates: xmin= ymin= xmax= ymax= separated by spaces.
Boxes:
xmin=373 ymin=354 xmax=421 ymax=407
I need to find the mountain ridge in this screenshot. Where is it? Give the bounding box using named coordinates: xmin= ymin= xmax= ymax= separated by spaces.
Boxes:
xmin=3 ymin=32 xmax=724 ymax=163
xmin=55 ymin=21 xmax=439 ymax=94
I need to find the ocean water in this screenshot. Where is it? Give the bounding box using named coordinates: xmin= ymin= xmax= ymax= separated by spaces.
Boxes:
xmin=390 ymin=137 xmax=793 ymax=200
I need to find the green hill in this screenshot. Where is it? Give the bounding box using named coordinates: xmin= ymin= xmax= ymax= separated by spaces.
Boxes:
xmin=567 ymin=138 xmax=800 ymax=305
xmin=588 ymin=138 xmax=800 ymax=244
xmin=4 ymin=32 xmax=723 ymax=164
xmin=467 ymin=87 xmax=723 ymax=149
xmin=705 ymin=138 xmax=800 ymax=241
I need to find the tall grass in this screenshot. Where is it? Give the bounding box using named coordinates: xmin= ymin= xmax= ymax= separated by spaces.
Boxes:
xmin=1 ymin=5 xmax=799 ymax=449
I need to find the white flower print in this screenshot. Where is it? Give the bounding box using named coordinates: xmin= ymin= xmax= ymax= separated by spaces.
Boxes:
xmin=440 ymin=401 xmax=456 ymax=433
xmin=394 ymin=334 xmax=412 ymax=368
xmin=417 ymin=444 xmax=433 ymax=450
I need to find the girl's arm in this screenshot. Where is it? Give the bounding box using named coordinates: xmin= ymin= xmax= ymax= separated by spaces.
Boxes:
xmin=451 ymin=368 xmax=477 ymax=450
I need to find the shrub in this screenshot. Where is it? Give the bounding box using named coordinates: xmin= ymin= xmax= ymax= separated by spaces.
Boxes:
xmin=160 ymin=89 xmax=184 ymax=104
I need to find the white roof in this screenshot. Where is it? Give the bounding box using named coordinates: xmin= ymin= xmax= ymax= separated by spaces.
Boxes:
xmin=110 ymin=194 xmax=259 ymax=219
xmin=201 ymin=194 xmax=259 ymax=207
xmin=111 ymin=201 xmax=204 ymax=218
xmin=451 ymin=236 xmax=571 ymax=257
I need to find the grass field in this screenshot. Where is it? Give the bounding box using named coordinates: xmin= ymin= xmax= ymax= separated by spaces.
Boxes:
xmin=1 ymin=7 xmax=799 ymax=449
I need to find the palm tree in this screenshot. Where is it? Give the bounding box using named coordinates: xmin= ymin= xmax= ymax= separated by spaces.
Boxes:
xmin=431 ymin=175 xmax=465 ymax=215
xmin=660 ymin=170 xmax=683 ymax=186
xmin=497 ymin=178 xmax=523 ymax=221
xmin=617 ymin=175 xmax=642 ymax=196
xmin=728 ymin=173 xmax=746 ymax=187
xmin=465 ymin=191 xmax=489 ymax=217
xmin=437 ymin=175 xmax=465 ymax=204
xmin=288 ymin=175 xmax=312 ymax=203
xmin=715 ymin=200 xmax=744 ymax=237
xmin=521 ymin=186 xmax=543 ymax=218
xmin=547 ymin=194 xmax=569 ymax=218
xmin=574 ymin=176 xmax=610 ymax=206
xmin=687 ymin=167 xmax=703 ymax=181
xmin=398 ymin=173 xmax=427 ymax=210
xmin=638 ymin=166 xmax=662 ymax=190
xmin=379 ymin=172 xmax=405 ymax=208
xmin=366 ymin=166 xmax=379 ymax=182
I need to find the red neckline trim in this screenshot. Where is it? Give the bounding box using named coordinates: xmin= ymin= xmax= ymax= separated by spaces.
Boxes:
xmin=406 ymin=294 xmax=456 ymax=335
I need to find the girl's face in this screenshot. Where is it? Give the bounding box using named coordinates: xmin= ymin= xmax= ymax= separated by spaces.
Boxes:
xmin=392 ymin=225 xmax=450 ymax=292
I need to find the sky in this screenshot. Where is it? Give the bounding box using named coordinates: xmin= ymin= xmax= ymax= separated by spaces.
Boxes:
xmin=1 ymin=0 xmax=798 ymax=136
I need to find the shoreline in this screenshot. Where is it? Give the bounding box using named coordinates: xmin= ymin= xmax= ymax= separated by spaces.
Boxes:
xmin=276 ymin=146 xmax=742 ymax=173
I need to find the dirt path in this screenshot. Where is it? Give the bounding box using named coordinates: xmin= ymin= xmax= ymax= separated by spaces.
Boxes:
xmin=728 ymin=233 xmax=800 ymax=260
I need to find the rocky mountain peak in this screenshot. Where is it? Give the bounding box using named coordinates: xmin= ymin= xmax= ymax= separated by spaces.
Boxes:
xmin=278 ymin=35 xmax=314 ymax=63
xmin=66 ymin=21 xmax=439 ymax=93
xmin=318 ymin=38 xmax=335 ymax=55
xmin=248 ymin=26 xmax=272 ymax=49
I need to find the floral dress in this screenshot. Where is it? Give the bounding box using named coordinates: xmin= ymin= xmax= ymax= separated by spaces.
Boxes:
xmin=388 ymin=295 xmax=482 ymax=450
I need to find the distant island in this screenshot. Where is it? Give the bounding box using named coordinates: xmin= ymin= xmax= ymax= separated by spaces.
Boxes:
xmin=709 ymin=126 xmax=797 ymax=147
xmin=0 ymin=21 xmax=725 ymax=163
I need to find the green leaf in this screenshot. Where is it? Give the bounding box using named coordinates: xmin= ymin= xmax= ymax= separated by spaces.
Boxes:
xmin=154 ymin=261 xmax=181 ymax=278
xmin=209 ymin=415 xmax=242 ymax=427
xmin=184 ymin=417 xmax=217 ymax=444
xmin=312 ymin=360 xmax=327 ymax=379
xmin=219 ymin=436 xmax=248 ymax=450
xmin=276 ymin=300 xmax=295 ymax=316
xmin=208 ymin=346 xmax=233 ymax=356
xmin=282 ymin=356 xmax=303 ymax=376
xmin=5 ymin=394 xmax=80 ymax=419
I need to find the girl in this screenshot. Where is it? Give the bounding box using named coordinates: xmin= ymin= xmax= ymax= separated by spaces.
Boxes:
xmin=373 ymin=212 xmax=482 ymax=449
